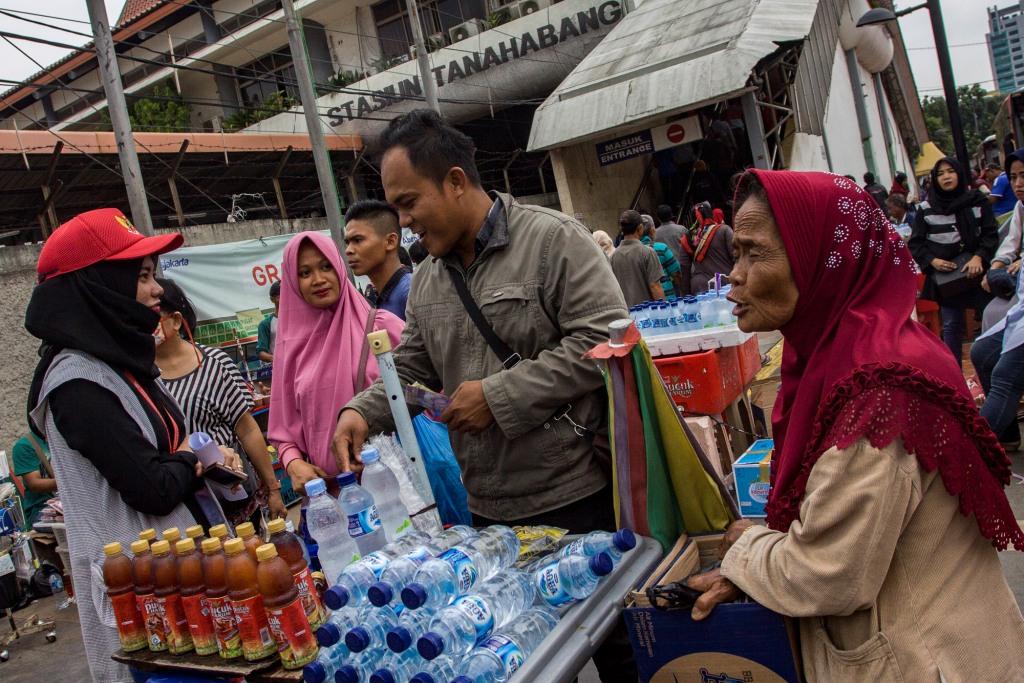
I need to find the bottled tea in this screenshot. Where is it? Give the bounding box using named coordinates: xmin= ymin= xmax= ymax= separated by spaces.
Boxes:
xmin=184 ymin=525 xmax=205 ymax=542
xmin=236 ymin=522 xmax=262 ymax=562
xmin=225 ymin=537 xmax=277 ymax=661
xmin=256 ymin=543 xmax=319 ymax=669
xmin=152 ymin=539 xmax=193 ymax=655
xmin=175 ymin=538 xmax=217 ymax=655
xmin=131 ymin=539 xmax=165 ymax=652
xmin=208 ymin=524 xmax=230 ymax=541
xmin=200 ymin=537 xmax=242 ymax=660
xmin=162 ymin=528 xmax=181 ymax=545
xmin=102 ymin=542 xmax=147 ymax=652
xmin=267 ymin=517 xmax=326 ymax=629
xmin=139 ymin=529 xmax=157 ymax=545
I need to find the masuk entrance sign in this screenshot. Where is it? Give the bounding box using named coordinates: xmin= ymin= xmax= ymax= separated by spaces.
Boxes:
xmin=596 ymin=115 xmax=703 ymax=166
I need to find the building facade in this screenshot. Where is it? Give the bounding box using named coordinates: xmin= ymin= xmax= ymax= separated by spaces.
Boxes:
xmin=989 ymin=1 xmax=1024 ymax=94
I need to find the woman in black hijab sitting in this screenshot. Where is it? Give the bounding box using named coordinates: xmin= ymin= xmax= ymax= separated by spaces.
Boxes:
xmin=910 ymin=157 xmax=999 ymax=366
xmin=25 ymin=208 xmax=236 ymax=682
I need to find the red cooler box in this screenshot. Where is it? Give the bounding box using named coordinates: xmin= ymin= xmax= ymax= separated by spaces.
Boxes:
xmin=736 ymin=334 xmax=762 ymax=385
xmin=654 ymin=346 xmax=743 ymax=414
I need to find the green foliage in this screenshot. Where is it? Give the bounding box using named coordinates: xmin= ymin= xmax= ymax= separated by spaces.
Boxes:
xmin=371 ymin=54 xmax=407 ymax=73
xmin=329 ymin=69 xmax=370 ymax=88
xmin=221 ymin=91 xmax=297 ymax=132
xmin=922 ymin=84 xmax=1003 ymax=159
xmin=98 ymin=80 xmax=191 ymax=132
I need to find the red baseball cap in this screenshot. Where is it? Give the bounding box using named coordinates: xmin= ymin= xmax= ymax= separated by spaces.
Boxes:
xmin=37 ymin=208 xmax=183 ymax=282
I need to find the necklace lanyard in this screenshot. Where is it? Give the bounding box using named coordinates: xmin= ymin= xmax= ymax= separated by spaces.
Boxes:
xmin=124 ymin=371 xmax=181 ymax=450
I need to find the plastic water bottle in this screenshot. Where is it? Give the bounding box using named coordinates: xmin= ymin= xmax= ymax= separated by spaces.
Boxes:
xmin=417 ymin=570 xmax=535 ymax=661
xmin=334 ymin=648 xmax=385 ymax=683
xmin=386 ymin=606 xmax=436 ymax=653
xmin=315 ymin=605 xmax=361 ymax=647
xmin=534 ymin=552 xmax=613 ymax=609
xmin=337 ymin=472 xmax=386 ymax=555
xmin=451 ymin=608 xmax=559 ymax=683
xmin=324 ymin=531 xmax=429 ymax=607
xmin=715 ymin=288 xmax=734 ymax=325
xmin=681 ymin=296 xmax=698 ymax=331
xmin=402 ymin=526 xmax=520 ymax=611
xmin=305 ymin=478 xmax=361 ymax=588
xmin=672 ymin=299 xmax=685 ymax=332
xmin=558 ymin=529 xmax=637 ymax=563
xmin=345 ymin=605 xmax=402 ymax=653
xmin=359 ymin=447 xmax=414 ymax=543
xmin=410 ymin=655 xmax=462 ymax=683
xmin=634 ymin=305 xmax=650 ymax=337
xmin=368 ymin=648 xmax=422 ymax=683
xmin=368 ymin=526 xmax=479 ymax=608
xmin=302 ymin=642 xmax=351 ymax=683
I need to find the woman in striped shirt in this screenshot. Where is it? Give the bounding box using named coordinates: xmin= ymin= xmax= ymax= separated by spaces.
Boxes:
xmin=154 ymin=278 xmax=287 ymax=524
xmin=910 ymin=157 xmax=999 ymax=366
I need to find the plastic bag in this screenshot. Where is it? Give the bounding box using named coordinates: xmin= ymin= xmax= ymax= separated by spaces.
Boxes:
xmin=368 ymin=434 xmax=443 ymax=537
xmin=410 ymin=414 xmax=472 ymax=527
xmin=513 ymin=525 xmax=568 ymax=567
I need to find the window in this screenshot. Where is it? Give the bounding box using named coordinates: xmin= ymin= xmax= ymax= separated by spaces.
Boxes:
xmin=372 ymin=0 xmax=487 ymax=60
xmin=236 ymin=48 xmax=299 ymax=106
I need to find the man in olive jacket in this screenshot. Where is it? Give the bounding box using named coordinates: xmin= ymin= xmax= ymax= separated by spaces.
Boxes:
xmin=333 ymin=110 xmax=633 ymax=679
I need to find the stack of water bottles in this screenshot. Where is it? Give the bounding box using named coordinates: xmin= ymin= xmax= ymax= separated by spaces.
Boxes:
xmin=302 ymin=455 xmax=639 ymax=683
xmin=629 ymin=286 xmax=736 ymax=339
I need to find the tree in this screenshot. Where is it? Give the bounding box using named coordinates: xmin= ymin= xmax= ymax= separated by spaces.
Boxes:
xmin=921 ymin=84 xmax=1003 ymax=163
xmin=98 ymin=80 xmax=191 ymax=132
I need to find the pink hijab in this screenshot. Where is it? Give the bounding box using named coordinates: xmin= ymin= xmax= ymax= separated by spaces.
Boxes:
xmin=268 ymin=231 xmax=404 ymax=476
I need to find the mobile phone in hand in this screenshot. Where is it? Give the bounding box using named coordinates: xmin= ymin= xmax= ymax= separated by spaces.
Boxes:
xmin=203 ymin=463 xmax=248 ymax=486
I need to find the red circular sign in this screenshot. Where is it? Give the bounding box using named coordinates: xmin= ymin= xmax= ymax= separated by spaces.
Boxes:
xmin=666 ymin=123 xmax=686 ymax=144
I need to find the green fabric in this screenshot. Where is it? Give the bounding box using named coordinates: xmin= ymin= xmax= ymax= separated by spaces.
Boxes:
xmin=641 ymin=236 xmax=679 ymax=298
xmin=12 ymin=435 xmax=51 ymax=527
xmin=256 ymin=314 xmax=275 ymax=355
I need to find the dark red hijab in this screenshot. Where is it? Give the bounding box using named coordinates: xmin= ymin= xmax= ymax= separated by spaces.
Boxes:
xmin=746 ymin=169 xmax=1023 ymax=550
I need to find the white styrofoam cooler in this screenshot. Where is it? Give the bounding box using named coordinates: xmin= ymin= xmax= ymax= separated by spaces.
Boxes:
xmin=645 ymin=325 xmax=754 ymax=358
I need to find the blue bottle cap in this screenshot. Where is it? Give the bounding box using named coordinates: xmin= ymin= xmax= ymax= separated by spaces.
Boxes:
xmin=360 ymin=447 xmax=380 ymax=464
xmin=590 ymin=552 xmax=614 ymax=576
xmin=345 ymin=626 xmax=372 ymax=652
xmin=417 ymin=632 xmax=445 ymax=660
xmin=386 ymin=626 xmax=413 ymax=652
xmin=401 ymin=583 xmax=428 ymax=610
xmin=336 ymin=472 xmax=357 ymax=487
xmin=367 ymin=582 xmax=393 ymax=607
xmin=334 ymin=666 xmax=358 ymax=683
xmin=303 ymin=661 xmax=327 ymax=683
xmin=304 ymin=477 xmax=327 ymax=496
xmin=323 ymin=585 xmax=350 ymax=610
xmin=316 ymin=622 xmax=340 ymax=647
xmin=452 ymin=677 xmax=473 ymax=683
xmin=613 ymin=529 xmax=637 ymax=552
xmin=410 ymin=675 xmax=437 ymax=683
xmin=370 ymin=670 xmax=396 ymax=683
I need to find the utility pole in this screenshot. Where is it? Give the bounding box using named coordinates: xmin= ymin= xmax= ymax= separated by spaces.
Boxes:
xmin=927 ymin=0 xmax=970 ymax=172
xmin=405 ymin=0 xmax=441 ymax=112
xmin=281 ymin=0 xmax=345 ymax=248
xmin=84 ymin=0 xmax=153 ymax=234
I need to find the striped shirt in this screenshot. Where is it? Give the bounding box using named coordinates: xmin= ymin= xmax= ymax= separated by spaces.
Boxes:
xmin=162 ymin=344 xmax=253 ymax=449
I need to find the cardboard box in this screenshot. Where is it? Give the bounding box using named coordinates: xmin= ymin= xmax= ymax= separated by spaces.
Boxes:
xmin=624 ymin=534 xmax=800 ymax=682
xmin=734 ymin=440 xmax=774 ymax=518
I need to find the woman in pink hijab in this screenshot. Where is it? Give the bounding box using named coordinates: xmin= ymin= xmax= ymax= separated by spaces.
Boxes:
xmin=269 ymin=231 xmax=404 ymax=493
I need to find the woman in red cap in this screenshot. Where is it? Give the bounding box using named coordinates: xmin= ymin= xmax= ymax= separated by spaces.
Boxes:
xmin=685 ymin=172 xmax=1024 ymax=680
xmin=25 ymin=208 xmax=237 ymax=682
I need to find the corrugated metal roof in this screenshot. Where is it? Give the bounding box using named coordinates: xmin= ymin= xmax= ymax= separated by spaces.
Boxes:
xmin=527 ymin=0 xmax=820 ymax=151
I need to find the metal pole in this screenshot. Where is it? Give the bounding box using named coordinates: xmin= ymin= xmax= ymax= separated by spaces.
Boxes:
xmin=84 ymin=0 xmax=153 ymax=234
xmin=405 ymin=0 xmax=440 ymax=112
xmin=927 ymin=0 xmax=970 ymax=170
xmin=281 ymin=0 xmax=345 ymax=248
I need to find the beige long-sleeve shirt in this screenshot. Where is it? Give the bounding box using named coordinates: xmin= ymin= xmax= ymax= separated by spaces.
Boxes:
xmin=722 ymin=438 xmax=1024 ymax=682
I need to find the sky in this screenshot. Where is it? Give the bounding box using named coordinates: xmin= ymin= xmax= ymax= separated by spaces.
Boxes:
xmin=0 ymin=0 xmax=1003 ymax=100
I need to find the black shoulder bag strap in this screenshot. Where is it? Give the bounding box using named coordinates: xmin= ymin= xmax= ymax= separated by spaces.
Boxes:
xmin=445 ymin=265 xmax=591 ymax=437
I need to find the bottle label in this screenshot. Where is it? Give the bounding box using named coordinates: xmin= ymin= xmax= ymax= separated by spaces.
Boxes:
xmin=293 ymin=567 xmax=327 ymax=630
xmin=347 ymin=505 xmax=382 ymax=537
xmin=231 ymin=594 xmax=277 ymax=660
xmin=403 ymin=547 xmax=432 ymax=566
xmin=536 ymin=564 xmax=574 ymax=607
xmin=110 ymin=591 xmax=147 ymax=652
xmin=157 ymin=593 xmax=194 ymax=654
xmin=181 ymin=593 xmax=218 ymax=655
xmin=439 ymin=547 xmax=478 ymax=594
xmin=266 ymin=595 xmax=320 ymax=669
xmin=561 ymin=538 xmax=587 ymax=558
xmin=480 ymin=634 xmax=525 ymax=677
xmin=361 ymin=551 xmax=391 ymax=578
xmin=207 ymin=595 xmax=243 ymax=659
xmin=452 ymin=595 xmax=495 ymax=640
xmin=138 ymin=593 xmax=167 ymax=651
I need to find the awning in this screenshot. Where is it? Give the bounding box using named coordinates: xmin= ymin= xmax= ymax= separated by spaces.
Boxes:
xmin=914 ymin=140 xmax=946 ymax=177
xmin=527 ymin=0 xmax=819 ymax=151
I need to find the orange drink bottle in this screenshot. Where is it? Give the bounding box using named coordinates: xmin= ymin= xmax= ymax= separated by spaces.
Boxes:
xmin=131 ymin=539 xmax=166 ymax=652
xmin=175 ymin=538 xmax=217 ymax=655
xmin=152 ymin=539 xmax=193 ymax=655
xmin=256 ymin=543 xmax=319 ymax=669
xmin=225 ymin=537 xmax=277 ymax=661
xmin=102 ymin=542 xmax=147 ymax=652
xmin=138 ymin=528 xmax=157 ymax=545
xmin=266 ymin=517 xmax=326 ymax=630
xmin=208 ymin=524 xmax=230 ymax=542
xmin=200 ymin=538 xmax=242 ymax=659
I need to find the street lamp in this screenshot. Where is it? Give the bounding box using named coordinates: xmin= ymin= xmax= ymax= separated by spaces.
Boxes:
xmin=858 ymin=2 xmax=971 ymax=172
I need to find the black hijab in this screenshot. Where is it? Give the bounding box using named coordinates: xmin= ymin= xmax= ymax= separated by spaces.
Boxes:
xmin=928 ymin=156 xmax=987 ymax=250
xmin=26 ymin=259 xmax=162 ymax=422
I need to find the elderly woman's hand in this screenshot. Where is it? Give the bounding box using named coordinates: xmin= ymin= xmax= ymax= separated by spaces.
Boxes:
xmin=720 ymin=518 xmax=755 ymax=554
xmin=686 ymin=568 xmax=742 ymax=620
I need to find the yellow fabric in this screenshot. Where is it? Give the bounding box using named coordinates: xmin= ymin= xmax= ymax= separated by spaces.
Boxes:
xmin=915 ymin=140 xmax=946 ymax=178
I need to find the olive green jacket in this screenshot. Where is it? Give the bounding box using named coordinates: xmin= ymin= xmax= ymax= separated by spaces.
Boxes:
xmin=346 ymin=193 xmax=628 ymax=519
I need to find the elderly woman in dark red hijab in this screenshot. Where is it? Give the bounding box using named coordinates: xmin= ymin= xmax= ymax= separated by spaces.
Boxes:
xmin=687 ymin=170 xmax=1024 ymax=680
